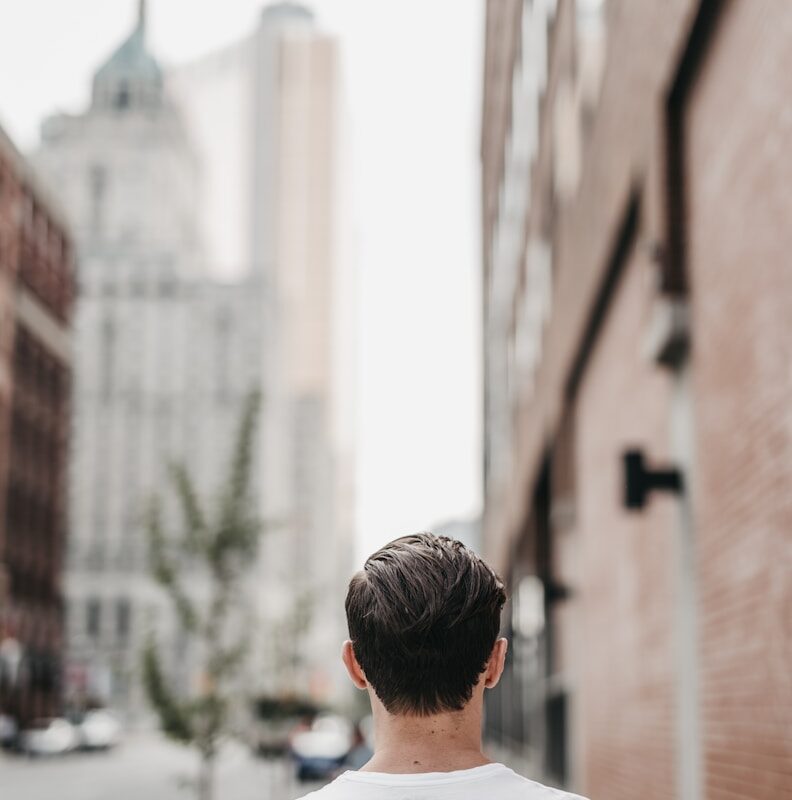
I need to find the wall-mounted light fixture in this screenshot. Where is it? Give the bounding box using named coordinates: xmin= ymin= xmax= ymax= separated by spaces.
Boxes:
xmin=623 ymin=448 xmax=684 ymax=510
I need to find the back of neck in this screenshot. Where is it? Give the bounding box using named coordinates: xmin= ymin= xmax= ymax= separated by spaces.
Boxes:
xmin=361 ymin=702 xmax=490 ymax=774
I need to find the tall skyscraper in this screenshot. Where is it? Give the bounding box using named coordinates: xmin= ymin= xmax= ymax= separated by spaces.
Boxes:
xmin=169 ymin=2 xmax=354 ymax=702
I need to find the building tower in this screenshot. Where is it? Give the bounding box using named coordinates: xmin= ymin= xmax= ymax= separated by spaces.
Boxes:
xmin=35 ymin=1 xmax=264 ymax=719
xmin=35 ymin=0 xmax=353 ymax=718
xmin=169 ymin=2 xmax=354 ymax=703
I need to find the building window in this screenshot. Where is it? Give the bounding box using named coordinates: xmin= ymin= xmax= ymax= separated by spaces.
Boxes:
xmin=35 ymin=210 xmax=49 ymax=252
xmin=100 ymin=316 xmax=115 ymax=402
xmin=22 ymin=194 xmax=34 ymax=234
xmin=89 ymin=165 xmax=106 ymax=234
xmin=86 ymin=598 xmax=102 ymax=638
xmin=115 ymin=82 xmax=131 ymax=110
xmin=116 ymin=599 xmax=131 ymax=642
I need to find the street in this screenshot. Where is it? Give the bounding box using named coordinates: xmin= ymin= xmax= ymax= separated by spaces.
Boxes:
xmin=0 ymin=733 xmax=327 ymax=800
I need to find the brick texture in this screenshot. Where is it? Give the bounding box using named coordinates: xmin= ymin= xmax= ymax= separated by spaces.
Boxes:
xmin=482 ymin=1 xmax=792 ymax=798
xmin=0 ymin=127 xmax=74 ymax=723
xmin=686 ymin=3 xmax=792 ymax=798
xmin=572 ymin=244 xmax=677 ymax=800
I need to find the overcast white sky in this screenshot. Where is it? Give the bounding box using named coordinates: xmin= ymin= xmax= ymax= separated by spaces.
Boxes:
xmin=0 ymin=0 xmax=484 ymax=563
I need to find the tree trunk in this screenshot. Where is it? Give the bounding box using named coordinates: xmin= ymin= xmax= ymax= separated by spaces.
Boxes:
xmin=197 ymin=751 xmax=215 ymax=800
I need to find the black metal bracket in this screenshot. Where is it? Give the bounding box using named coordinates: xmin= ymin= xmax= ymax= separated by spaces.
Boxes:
xmin=623 ymin=449 xmax=684 ymax=510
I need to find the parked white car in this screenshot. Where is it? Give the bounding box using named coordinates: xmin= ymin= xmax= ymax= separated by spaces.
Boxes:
xmin=77 ymin=709 xmax=122 ymax=750
xmin=20 ymin=718 xmax=79 ymax=756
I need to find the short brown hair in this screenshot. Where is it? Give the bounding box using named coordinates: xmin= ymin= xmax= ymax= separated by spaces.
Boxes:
xmin=345 ymin=533 xmax=506 ymax=715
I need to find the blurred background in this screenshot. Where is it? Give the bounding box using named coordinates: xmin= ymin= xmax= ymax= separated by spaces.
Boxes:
xmin=0 ymin=1 xmax=789 ymax=799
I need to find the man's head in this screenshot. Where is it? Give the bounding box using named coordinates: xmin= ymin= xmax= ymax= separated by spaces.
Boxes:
xmin=343 ymin=533 xmax=507 ymax=716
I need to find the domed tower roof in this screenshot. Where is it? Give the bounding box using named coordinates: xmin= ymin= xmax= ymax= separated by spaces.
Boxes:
xmin=91 ymin=0 xmax=164 ymax=111
xmin=260 ymin=1 xmax=315 ymax=26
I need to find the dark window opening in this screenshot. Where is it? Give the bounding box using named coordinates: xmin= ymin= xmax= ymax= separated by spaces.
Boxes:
xmin=100 ymin=317 xmax=115 ymax=402
xmin=545 ymin=691 xmax=568 ymax=784
xmin=116 ymin=598 xmax=131 ymax=641
xmin=89 ymin=165 xmax=106 ymax=234
xmin=115 ymin=82 xmax=130 ymax=110
xmin=87 ymin=598 xmax=102 ymax=638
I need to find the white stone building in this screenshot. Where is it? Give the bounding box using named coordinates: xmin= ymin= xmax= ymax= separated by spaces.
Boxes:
xmin=34 ymin=0 xmax=354 ymax=717
xmin=34 ymin=4 xmax=268 ymax=718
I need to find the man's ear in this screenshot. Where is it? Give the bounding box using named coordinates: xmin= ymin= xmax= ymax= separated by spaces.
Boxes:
xmin=484 ymin=637 xmax=508 ymax=689
xmin=342 ymin=640 xmax=368 ymax=690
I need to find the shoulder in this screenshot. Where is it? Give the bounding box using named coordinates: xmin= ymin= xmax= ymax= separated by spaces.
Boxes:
xmin=495 ymin=766 xmax=588 ymax=800
xmin=294 ymin=774 xmax=357 ymax=800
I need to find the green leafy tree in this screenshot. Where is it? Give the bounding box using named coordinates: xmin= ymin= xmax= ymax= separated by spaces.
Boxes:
xmin=142 ymin=391 xmax=263 ymax=800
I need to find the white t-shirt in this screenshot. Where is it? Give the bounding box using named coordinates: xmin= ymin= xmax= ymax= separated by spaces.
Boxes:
xmin=297 ymin=763 xmax=587 ymax=799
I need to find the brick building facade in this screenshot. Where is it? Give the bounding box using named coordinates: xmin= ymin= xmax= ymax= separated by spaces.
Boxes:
xmin=0 ymin=123 xmax=74 ymax=724
xmin=480 ymin=2 xmax=791 ymax=799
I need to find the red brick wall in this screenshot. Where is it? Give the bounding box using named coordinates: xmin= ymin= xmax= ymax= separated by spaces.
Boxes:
xmin=0 ymin=148 xmax=21 ymax=608
xmin=686 ymin=4 xmax=792 ymax=798
xmin=18 ymin=195 xmax=73 ymax=324
xmin=0 ymin=133 xmax=73 ymax=723
xmin=485 ymin=0 xmax=699 ymax=574
xmin=5 ymin=327 xmax=70 ymax=720
xmin=484 ymin=1 xmax=792 ymax=797
xmin=572 ymin=241 xmax=677 ymax=800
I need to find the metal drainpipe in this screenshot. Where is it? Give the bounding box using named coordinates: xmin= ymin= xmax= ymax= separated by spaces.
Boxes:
xmin=670 ymin=362 xmax=702 ymax=800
